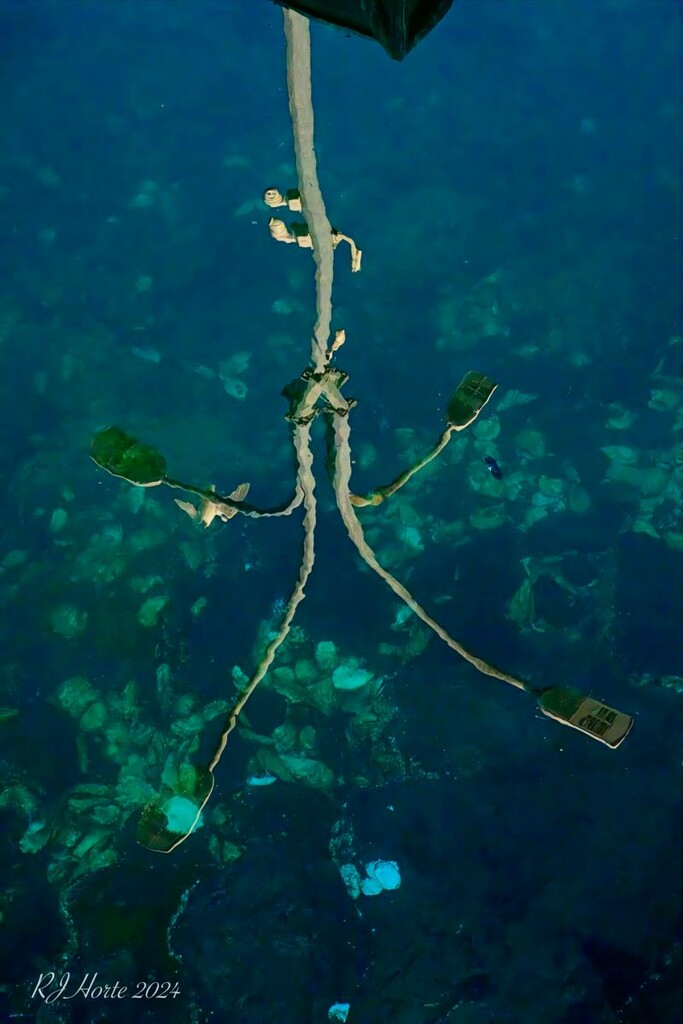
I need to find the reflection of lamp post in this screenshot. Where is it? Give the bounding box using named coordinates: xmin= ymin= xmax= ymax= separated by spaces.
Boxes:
xmin=90 ymin=9 xmax=632 ymax=853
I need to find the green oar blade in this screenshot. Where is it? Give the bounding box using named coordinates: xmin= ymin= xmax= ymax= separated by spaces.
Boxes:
xmin=446 ymin=371 xmax=498 ymax=431
xmin=90 ymin=425 xmax=167 ymax=487
xmin=538 ymin=687 xmax=633 ymax=748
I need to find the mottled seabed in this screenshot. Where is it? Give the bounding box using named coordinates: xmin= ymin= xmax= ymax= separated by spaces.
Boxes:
xmin=0 ymin=2 xmax=681 ymax=1023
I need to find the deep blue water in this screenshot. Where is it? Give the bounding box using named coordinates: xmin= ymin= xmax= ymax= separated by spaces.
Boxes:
xmin=0 ymin=2 xmax=681 ymax=1022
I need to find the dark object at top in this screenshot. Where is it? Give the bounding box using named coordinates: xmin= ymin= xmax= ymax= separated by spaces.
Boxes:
xmin=269 ymin=0 xmax=456 ymax=60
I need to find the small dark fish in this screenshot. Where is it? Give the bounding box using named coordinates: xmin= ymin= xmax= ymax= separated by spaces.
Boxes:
xmin=483 ymin=455 xmax=503 ymax=479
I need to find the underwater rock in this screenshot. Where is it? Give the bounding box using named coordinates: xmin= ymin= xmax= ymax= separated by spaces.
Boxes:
xmin=339 ymin=863 xmax=362 ymax=899
xmin=69 ymin=782 xmax=110 ymax=800
xmin=129 ymin=573 xmax=164 ymax=594
xmin=80 ymin=702 xmax=107 ymax=732
xmin=473 ymin=415 xmax=501 ymax=441
xmin=530 ymin=497 xmax=564 ymax=518
xmin=358 ymin=442 xmax=377 ymax=469
xmin=131 ymin=343 xmax=161 ymax=362
xmin=175 ymin=694 xmax=196 ymax=716
xmin=470 ymin=504 xmax=507 ymax=530
xmin=390 ymin=604 xmax=413 ymax=631
xmin=49 ymin=508 xmax=68 ymax=533
xmin=271 ymin=666 xmax=310 ymax=703
xmin=100 ymin=521 xmax=124 ymax=546
xmin=55 ymin=676 xmax=99 ymax=717
xmin=401 ymin=622 xmax=432 ymax=663
xmin=631 ymin=515 xmax=660 ymax=540
xmin=660 ymin=675 xmax=683 ymax=694
xmin=496 ymin=389 xmax=537 ymax=411
xmin=366 ymin=859 xmax=401 ymax=890
xmin=260 ymin=749 xmax=336 ymax=791
xmin=272 ymin=297 xmax=296 ymax=315
xmin=531 ymin=481 xmax=565 ymax=510
xmin=332 ymin=664 xmax=374 ymax=691
xmin=567 ymin=484 xmax=592 ymax=514
xmin=70 ymin=533 xmax=127 ymax=586
xmin=0 ymin=782 xmax=39 ymax=819
xmin=129 ymin=527 xmax=167 ymax=552
xmin=134 ymin=274 xmax=153 ymax=293
xmin=19 ymin=820 xmax=50 ymax=854
xmin=538 ymin=475 xmax=564 ymax=499
xmin=223 ymin=376 xmax=248 ymax=400
xmin=72 ymin=827 xmax=110 ymax=861
xmin=600 ymin=445 xmax=639 ymax=466
xmin=294 ymin=658 xmax=316 ymax=684
xmin=605 ymin=404 xmax=637 ymax=430
xmin=434 ymin=272 xmax=507 ymax=350
xmin=2 ymin=549 xmax=27 ymax=569
xmin=180 ymin=541 xmax=203 ymax=570
xmin=393 ymin=426 xmax=421 ymax=463
xmin=272 ymin=720 xmax=299 ymax=754
xmin=328 ymin=1003 xmax=351 ymax=1023
xmin=273 ymin=666 xmax=295 ymax=688
xmin=113 ymin=678 xmax=141 ymax=721
xmin=191 ymin=595 xmax=208 ymax=618
xmin=522 ymin=505 xmax=550 ymax=530
xmin=126 ymin=486 xmax=146 ymax=514
xmin=662 ymin=529 xmax=683 ymax=552
xmin=103 ymin=721 xmax=134 ymax=762
xmin=268 ymin=667 xmax=307 ymax=703
xmin=220 ymin=350 xmax=251 ymax=376
xmin=648 ymin=388 xmax=678 ymax=412
xmin=635 ymin=467 xmax=669 ymax=498
xmin=137 ymin=594 xmax=169 ymax=627
xmin=500 ymin=468 xmax=533 ymax=503
xmin=208 ymin=836 xmax=244 ymax=865
xmin=183 ymin=360 xmax=216 ymax=379
xmin=397 ymin=501 xmax=422 ymax=528
xmin=515 ymin=427 xmax=546 ymax=460
xmin=170 ymin=712 xmax=205 ymax=740
xmin=246 ymin=773 xmax=277 ymax=787
xmin=397 ymin=523 xmax=424 ymax=554
xmin=507 ymin=578 xmax=534 ymax=630
xmin=360 ymin=875 xmax=384 ymax=896
xmin=49 ymin=603 xmax=87 ymax=639
xmin=156 ymin=662 xmax=172 ymax=695
xmin=91 ymin=804 xmax=122 ymax=827
xmin=360 ymin=859 xmax=401 ymax=896
xmin=604 ymin=461 xmax=668 ymax=497
xmin=115 ymin=771 xmax=156 ymax=811
xmin=222 ymin=154 xmax=251 ymax=169
xmin=129 ymin=180 xmax=158 ymax=208
xmin=315 ymin=640 xmax=338 ymax=671
xmin=232 ymin=664 xmax=250 ymax=689
xmin=299 ymin=724 xmax=317 ymax=751
xmin=233 ymin=197 xmax=262 ymax=217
